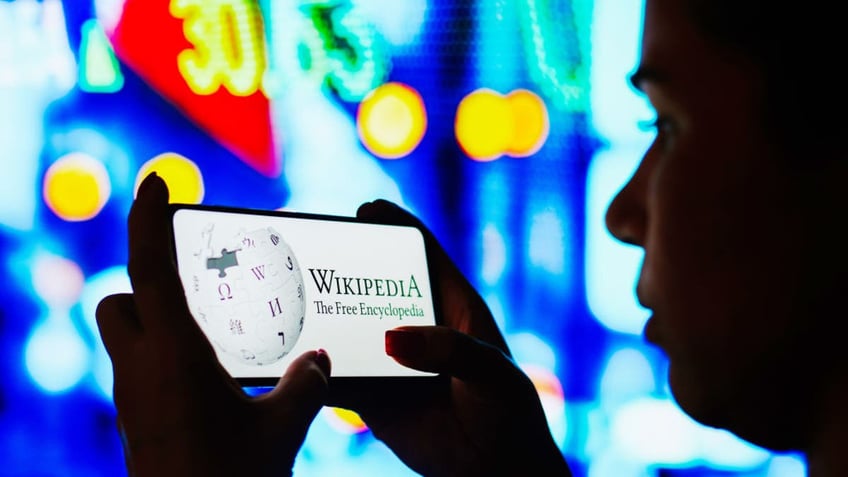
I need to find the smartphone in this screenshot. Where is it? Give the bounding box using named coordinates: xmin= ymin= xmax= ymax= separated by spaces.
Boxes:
xmin=169 ymin=203 xmax=443 ymax=405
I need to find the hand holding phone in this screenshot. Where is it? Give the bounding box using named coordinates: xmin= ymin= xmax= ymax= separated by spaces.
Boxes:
xmin=351 ymin=200 xmax=572 ymax=477
xmin=96 ymin=174 xmax=330 ymax=476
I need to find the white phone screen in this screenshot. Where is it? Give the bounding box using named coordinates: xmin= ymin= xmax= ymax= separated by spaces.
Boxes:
xmin=171 ymin=206 xmax=437 ymax=379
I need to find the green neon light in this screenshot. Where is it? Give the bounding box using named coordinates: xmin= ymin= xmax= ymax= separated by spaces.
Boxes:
xmin=79 ymin=19 xmax=124 ymax=94
xmin=517 ymin=0 xmax=591 ymax=112
xmin=301 ymin=1 xmax=388 ymax=102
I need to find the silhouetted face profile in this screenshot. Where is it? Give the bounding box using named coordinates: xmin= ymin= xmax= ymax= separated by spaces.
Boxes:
xmin=606 ymin=0 xmax=848 ymax=451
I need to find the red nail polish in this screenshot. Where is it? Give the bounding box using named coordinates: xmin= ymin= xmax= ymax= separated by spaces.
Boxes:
xmin=314 ymin=349 xmax=331 ymax=376
xmin=385 ymin=329 xmax=425 ymax=358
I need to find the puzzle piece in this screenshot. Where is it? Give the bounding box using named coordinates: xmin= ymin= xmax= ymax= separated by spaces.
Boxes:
xmin=207 ymin=248 xmax=240 ymax=277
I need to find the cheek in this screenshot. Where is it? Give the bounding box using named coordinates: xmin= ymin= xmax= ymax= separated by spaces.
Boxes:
xmin=643 ymin=135 xmax=804 ymax=366
xmin=644 ymin=177 xmax=810 ymax=424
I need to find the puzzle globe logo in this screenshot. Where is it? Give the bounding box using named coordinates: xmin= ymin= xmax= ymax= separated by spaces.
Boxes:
xmin=185 ymin=225 xmax=305 ymax=365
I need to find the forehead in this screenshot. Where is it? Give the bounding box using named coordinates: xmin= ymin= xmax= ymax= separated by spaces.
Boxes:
xmin=641 ymin=0 xmax=699 ymax=59
xmin=637 ymin=0 xmax=759 ymax=99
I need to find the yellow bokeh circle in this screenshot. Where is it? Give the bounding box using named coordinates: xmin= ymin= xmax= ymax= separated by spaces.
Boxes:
xmin=506 ymin=89 xmax=550 ymax=157
xmin=357 ymin=82 xmax=428 ymax=159
xmin=455 ymin=89 xmax=514 ymax=162
xmin=455 ymin=88 xmax=550 ymax=161
xmin=43 ymin=152 xmax=112 ymax=222
xmin=135 ymin=153 xmax=205 ymax=204
xmin=325 ymin=407 xmax=369 ymax=434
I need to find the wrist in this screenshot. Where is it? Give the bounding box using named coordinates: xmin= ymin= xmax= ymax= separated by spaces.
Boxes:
xmin=125 ymin=434 xmax=295 ymax=477
xmin=503 ymin=434 xmax=571 ymax=476
xmin=125 ymin=436 xmax=208 ymax=477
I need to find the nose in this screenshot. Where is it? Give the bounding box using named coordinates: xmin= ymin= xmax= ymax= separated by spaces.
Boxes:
xmin=605 ymin=160 xmax=648 ymax=247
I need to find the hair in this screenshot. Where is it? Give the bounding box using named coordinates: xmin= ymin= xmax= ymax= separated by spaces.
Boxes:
xmin=685 ymin=1 xmax=846 ymax=158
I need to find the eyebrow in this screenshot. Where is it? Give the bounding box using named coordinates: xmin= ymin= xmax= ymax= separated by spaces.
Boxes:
xmin=629 ymin=66 xmax=668 ymax=91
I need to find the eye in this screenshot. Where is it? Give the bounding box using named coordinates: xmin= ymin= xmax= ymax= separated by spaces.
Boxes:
xmin=639 ymin=116 xmax=676 ymax=150
xmin=638 ymin=116 xmax=674 ymax=134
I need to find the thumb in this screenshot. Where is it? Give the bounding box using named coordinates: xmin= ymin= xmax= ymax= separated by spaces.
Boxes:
xmin=257 ymin=350 xmax=331 ymax=434
xmin=385 ymin=326 xmax=523 ymax=388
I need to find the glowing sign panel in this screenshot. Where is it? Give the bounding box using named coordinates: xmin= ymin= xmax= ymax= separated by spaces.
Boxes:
xmin=170 ymin=0 xmax=265 ymax=97
xmin=108 ymin=0 xmax=279 ymax=176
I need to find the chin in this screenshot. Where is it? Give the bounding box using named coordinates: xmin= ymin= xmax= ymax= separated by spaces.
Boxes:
xmin=667 ymin=360 xmax=807 ymax=452
xmin=666 ymin=361 xmax=720 ymax=426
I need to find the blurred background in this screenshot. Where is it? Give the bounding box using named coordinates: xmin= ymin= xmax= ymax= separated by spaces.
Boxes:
xmin=0 ymin=0 xmax=806 ymax=475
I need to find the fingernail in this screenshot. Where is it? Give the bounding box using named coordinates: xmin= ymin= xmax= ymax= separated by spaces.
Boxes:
xmin=385 ymin=329 xmax=425 ymax=358
xmin=314 ymin=349 xmax=331 ymax=377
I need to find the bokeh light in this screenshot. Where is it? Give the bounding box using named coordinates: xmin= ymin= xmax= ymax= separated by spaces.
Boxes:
xmin=324 ymin=407 xmax=369 ymax=434
xmin=135 ymin=152 xmax=205 ymax=204
xmin=528 ymin=209 xmax=567 ymax=275
xmin=43 ymin=152 xmax=112 ymax=222
xmin=523 ymin=363 xmax=568 ymax=448
xmin=455 ymin=88 xmax=514 ymax=161
xmin=25 ymin=311 xmax=90 ymax=394
xmin=353 ymin=0 xmax=429 ymax=46
xmin=598 ymin=348 xmax=655 ymax=409
xmin=506 ymin=89 xmax=550 ymax=157
xmin=357 ymin=82 xmax=427 ymax=159
xmin=31 ymin=253 xmax=85 ymax=309
xmin=79 ymin=266 xmax=132 ymax=399
xmin=525 ymin=364 xmax=564 ymax=401
xmin=481 ymin=223 xmax=507 ymax=285
xmin=511 ymin=332 xmax=558 ymax=371
xmin=511 ymin=332 xmax=566 ymax=448
xmin=765 ymin=455 xmax=807 ymax=476
xmin=609 ymin=397 xmax=771 ymax=468
xmin=611 ymin=397 xmax=699 ymax=464
xmin=455 ymin=88 xmax=549 ymax=161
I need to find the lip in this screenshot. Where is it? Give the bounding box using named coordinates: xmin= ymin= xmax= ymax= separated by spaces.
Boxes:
xmin=635 ymin=282 xmax=652 ymax=310
xmin=635 ymin=279 xmax=661 ymax=343
xmin=643 ymin=314 xmax=661 ymax=346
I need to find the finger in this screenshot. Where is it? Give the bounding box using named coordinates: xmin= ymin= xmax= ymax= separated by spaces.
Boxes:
xmin=256 ymin=349 xmax=331 ymax=433
xmin=127 ymin=173 xmax=200 ymax=341
xmin=356 ymin=201 xmax=441 ymax=263
xmin=359 ymin=200 xmax=510 ymax=354
xmin=356 ymin=201 xmax=449 ymax=273
xmin=96 ymin=293 xmax=142 ymax=362
xmin=357 ymin=199 xmax=426 ymax=228
xmin=385 ymin=326 xmax=522 ymax=387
